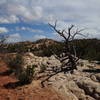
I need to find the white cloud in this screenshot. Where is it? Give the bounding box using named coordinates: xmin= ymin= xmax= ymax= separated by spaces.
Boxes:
xmin=0 ymin=0 xmax=6 ymax=4
xmin=6 ymin=33 xmax=21 ymax=43
xmin=0 ymin=27 xmax=8 ymax=33
xmin=7 ymin=4 xmax=43 ymax=21
xmin=51 ymin=33 xmax=63 ymax=41
xmin=16 ymin=27 xmax=43 ymax=33
xmin=0 ymin=0 xmax=100 ymax=23
xmin=0 ymin=15 xmax=19 ymax=23
xmin=0 ymin=0 xmax=100 ymax=38
xmin=33 ymin=34 xmax=46 ymax=41
xmin=0 ymin=0 xmax=99 ymax=25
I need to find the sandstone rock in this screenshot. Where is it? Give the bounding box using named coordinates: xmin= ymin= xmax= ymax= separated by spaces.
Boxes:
xmin=90 ymin=75 xmax=98 ymax=82
xmin=76 ymin=79 xmax=100 ymax=100
xmin=95 ymin=74 xmax=100 ymax=82
xmin=85 ymin=95 xmax=95 ymax=100
xmin=13 ymin=52 xmax=100 ymax=100
xmin=24 ymin=52 xmax=34 ymax=57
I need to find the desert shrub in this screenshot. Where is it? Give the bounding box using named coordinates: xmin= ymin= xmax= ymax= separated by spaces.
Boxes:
xmin=6 ymin=54 xmax=23 ymax=72
xmin=6 ymin=43 xmax=29 ymax=53
xmin=18 ymin=65 xmax=35 ymax=84
xmin=6 ymin=54 xmax=35 ymax=84
xmin=38 ymin=43 xmax=65 ymax=57
xmin=40 ymin=64 xmax=46 ymax=73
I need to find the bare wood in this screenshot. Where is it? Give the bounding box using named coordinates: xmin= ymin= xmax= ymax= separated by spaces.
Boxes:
xmin=41 ymin=21 xmax=85 ymax=87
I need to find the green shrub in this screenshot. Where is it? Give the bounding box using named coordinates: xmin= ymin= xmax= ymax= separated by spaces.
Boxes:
xmin=40 ymin=64 xmax=46 ymax=73
xmin=6 ymin=54 xmax=36 ymax=84
xmin=6 ymin=54 xmax=23 ymax=72
xmin=18 ymin=65 xmax=35 ymax=84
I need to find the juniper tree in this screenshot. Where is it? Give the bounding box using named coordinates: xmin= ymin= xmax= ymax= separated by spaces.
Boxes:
xmin=41 ymin=21 xmax=87 ymax=87
xmin=0 ymin=33 xmax=9 ymax=44
xmin=0 ymin=33 xmax=9 ymax=53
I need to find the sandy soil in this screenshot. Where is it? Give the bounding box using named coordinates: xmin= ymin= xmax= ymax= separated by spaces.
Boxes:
xmin=0 ymin=58 xmax=63 ymax=100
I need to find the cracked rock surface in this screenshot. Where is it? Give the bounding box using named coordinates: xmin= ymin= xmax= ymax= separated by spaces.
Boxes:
xmin=48 ymin=61 xmax=100 ymax=100
xmin=22 ymin=52 xmax=100 ymax=100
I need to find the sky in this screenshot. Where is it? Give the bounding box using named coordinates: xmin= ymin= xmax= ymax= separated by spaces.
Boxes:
xmin=0 ymin=0 xmax=100 ymax=42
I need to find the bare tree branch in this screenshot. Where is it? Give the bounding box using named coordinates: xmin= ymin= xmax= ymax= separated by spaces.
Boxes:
xmin=41 ymin=21 xmax=86 ymax=87
xmin=0 ymin=34 xmax=9 ymax=44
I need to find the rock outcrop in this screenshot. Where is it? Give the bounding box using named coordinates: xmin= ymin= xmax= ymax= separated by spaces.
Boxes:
xmin=22 ymin=52 xmax=61 ymax=73
xmin=21 ymin=52 xmax=100 ymax=100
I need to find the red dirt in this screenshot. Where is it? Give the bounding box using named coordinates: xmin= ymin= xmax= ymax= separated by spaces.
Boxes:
xmin=0 ymin=58 xmax=63 ymax=100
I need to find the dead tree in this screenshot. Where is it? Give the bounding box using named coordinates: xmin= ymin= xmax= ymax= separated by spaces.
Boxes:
xmin=0 ymin=34 xmax=9 ymax=44
xmin=0 ymin=34 xmax=9 ymax=53
xmin=41 ymin=21 xmax=86 ymax=87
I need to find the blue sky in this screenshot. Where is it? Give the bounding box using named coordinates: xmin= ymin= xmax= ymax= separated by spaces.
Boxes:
xmin=0 ymin=0 xmax=100 ymax=42
xmin=0 ymin=22 xmax=53 ymax=42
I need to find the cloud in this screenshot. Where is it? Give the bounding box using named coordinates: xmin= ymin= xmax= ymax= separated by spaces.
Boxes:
xmin=16 ymin=27 xmax=43 ymax=33
xmin=0 ymin=15 xmax=19 ymax=23
xmin=0 ymin=0 xmax=99 ymax=24
xmin=0 ymin=27 xmax=8 ymax=33
xmin=6 ymin=33 xmax=21 ymax=43
xmin=7 ymin=4 xmax=43 ymax=21
xmin=51 ymin=33 xmax=63 ymax=41
xmin=33 ymin=34 xmax=46 ymax=41
xmin=0 ymin=0 xmax=100 ymax=38
xmin=0 ymin=0 xmax=6 ymax=4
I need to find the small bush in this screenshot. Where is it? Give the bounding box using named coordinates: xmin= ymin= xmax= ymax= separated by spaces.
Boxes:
xmin=6 ymin=54 xmax=35 ymax=84
xmin=40 ymin=64 xmax=46 ymax=73
xmin=18 ymin=65 xmax=35 ymax=84
xmin=6 ymin=54 xmax=23 ymax=72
